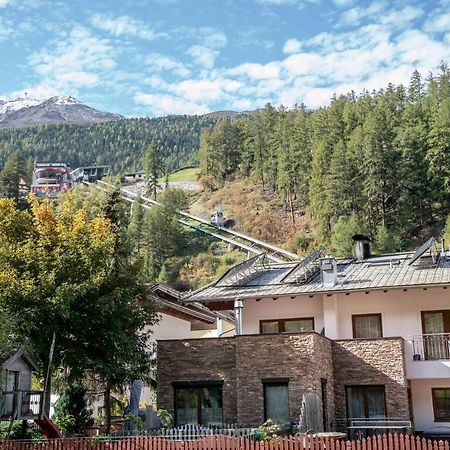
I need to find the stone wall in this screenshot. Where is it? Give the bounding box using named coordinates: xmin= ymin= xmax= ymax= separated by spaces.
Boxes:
xmin=332 ymin=338 xmax=410 ymax=427
xmin=157 ymin=333 xmax=334 ymax=428
xmin=157 ymin=337 xmax=237 ymax=423
xmin=157 ymin=335 xmax=410 ymax=429
xmin=236 ymin=333 xmax=333 ymax=427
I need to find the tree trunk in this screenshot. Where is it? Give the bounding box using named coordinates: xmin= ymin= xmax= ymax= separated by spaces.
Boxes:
xmin=104 ymin=381 xmax=112 ymax=434
xmin=42 ymin=332 xmax=56 ymax=417
xmin=289 ymin=188 xmax=295 ymax=225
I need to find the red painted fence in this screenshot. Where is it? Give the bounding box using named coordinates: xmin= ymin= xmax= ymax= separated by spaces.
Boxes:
xmin=0 ymin=434 xmax=449 ymax=450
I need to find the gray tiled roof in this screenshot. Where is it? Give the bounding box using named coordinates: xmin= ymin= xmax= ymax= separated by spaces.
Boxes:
xmin=184 ymin=252 xmax=450 ymax=302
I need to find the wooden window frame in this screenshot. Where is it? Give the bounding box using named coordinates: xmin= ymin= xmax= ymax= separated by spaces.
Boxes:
xmin=259 ymin=317 xmax=315 ymax=334
xmin=352 ymin=313 xmax=383 ymax=339
xmin=432 ymin=388 xmax=450 ymax=422
xmin=263 ymin=380 xmax=289 ymax=422
xmin=421 ymin=310 xmax=450 ymax=334
xmin=345 ymin=385 xmax=387 ymax=419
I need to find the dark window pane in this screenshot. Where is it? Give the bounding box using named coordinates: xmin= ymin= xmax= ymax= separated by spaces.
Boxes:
xmin=353 ymin=315 xmax=382 ymax=338
xmin=347 ymin=387 xmax=365 ymax=418
xmin=366 ymin=386 xmax=386 ymax=418
xmin=261 ymin=321 xmax=279 ymax=334
xmin=176 ymin=388 xmax=198 ymax=425
xmin=284 ymin=319 xmax=314 ymax=333
xmin=264 ymin=384 xmax=289 ymax=423
xmin=201 ymin=386 xmax=223 ymax=426
xmin=347 ymin=386 xmax=386 ymax=419
xmin=433 ymin=389 xmax=450 ymax=420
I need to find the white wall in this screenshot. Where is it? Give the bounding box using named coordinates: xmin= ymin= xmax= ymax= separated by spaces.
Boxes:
xmin=150 ymin=313 xmax=193 ymax=342
xmin=150 ymin=313 xmax=227 ymax=342
xmin=328 ymin=287 xmax=450 ymax=339
xmin=241 ymin=296 xmax=324 ymax=334
xmin=241 ymin=286 xmax=449 ymax=340
xmin=411 ymin=379 xmax=450 ymax=433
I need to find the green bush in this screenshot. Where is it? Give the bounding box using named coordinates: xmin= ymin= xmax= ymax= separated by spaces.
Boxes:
xmin=0 ymin=421 xmax=45 ymax=440
xmin=53 ymin=384 xmax=93 ymax=436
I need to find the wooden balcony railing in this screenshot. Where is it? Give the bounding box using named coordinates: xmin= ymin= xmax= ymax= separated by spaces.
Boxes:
xmin=412 ymin=333 xmax=450 ymax=360
xmin=0 ymin=390 xmax=43 ymax=420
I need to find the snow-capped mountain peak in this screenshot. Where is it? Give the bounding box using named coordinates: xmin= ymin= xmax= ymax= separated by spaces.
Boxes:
xmin=0 ymin=95 xmax=122 ymax=128
xmin=0 ymin=97 xmax=42 ymax=115
xmin=46 ymin=95 xmax=82 ymax=106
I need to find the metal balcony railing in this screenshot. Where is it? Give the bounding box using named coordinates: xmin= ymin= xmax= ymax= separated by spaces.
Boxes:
xmin=412 ymin=333 xmax=450 ymax=360
xmin=0 ymin=390 xmax=43 ymax=420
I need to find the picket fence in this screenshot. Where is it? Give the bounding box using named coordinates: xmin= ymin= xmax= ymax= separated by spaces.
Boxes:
xmin=0 ymin=433 xmax=449 ymax=450
xmin=110 ymin=425 xmax=256 ymax=440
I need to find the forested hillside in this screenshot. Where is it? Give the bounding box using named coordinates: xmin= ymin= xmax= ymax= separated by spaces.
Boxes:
xmin=0 ymin=115 xmax=218 ymax=173
xmin=199 ymin=68 xmax=450 ymax=252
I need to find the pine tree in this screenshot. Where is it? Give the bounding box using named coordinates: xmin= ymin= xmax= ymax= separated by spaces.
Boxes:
xmin=142 ymin=143 xmax=164 ymax=200
xmin=0 ymin=152 xmax=24 ymax=203
xmin=128 ymin=195 xmax=144 ymax=258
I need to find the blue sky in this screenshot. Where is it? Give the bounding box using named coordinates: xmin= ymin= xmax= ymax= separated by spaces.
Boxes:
xmin=0 ymin=0 xmax=449 ymax=116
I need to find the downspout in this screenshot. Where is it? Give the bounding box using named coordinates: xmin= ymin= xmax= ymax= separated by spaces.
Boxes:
xmin=234 ymin=298 xmax=243 ymax=336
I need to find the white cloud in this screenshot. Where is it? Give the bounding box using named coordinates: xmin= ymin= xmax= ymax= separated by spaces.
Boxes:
xmin=337 ymin=1 xmax=386 ymax=27
xmin=90 ymin=13 xmax=167 ymax=41
xmin=283 ymin=38 xmax=302 ymax=54
xmin=129 ymin=3 xmax=450 ymax=116
xmin=133 ymin=92 xmax=209 ymax=115
xmin=12 ymin=26 xmax=117 ymax=98
xmin=228 ymin=62 xmax=280 ymax=80
xmin=179 ymin=27 xmax=228 ymax=69
xmin=146 ymin=53 xmax=190 ymax=77
xmin=424 ymin=12 xmax=450 ymax=33
xmin=0 ymin=0 xmax=10 ymax=7
xmin=380 ymin=6 xmax=422 ymax=27
xmin=187 ymin=45 xmax=218 ymax=69
xmin=202 ymin=29 xmax=227 ymax=48
xmin=0 ymin=18 xmax=13 ymax=40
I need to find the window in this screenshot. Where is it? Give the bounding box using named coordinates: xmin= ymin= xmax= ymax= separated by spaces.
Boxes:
xmin=432 ymin=388 xmax=450 ymax=422
xmin=264 ymin=382 xmax=289 ymax=423
xmin=260 ymin=318 xmax=314 ymax=334
xmin=422 ymin=311 xmax=450 ymax=334
xmin=422 ymin=311 xmax=450 ymax=359
xmin=346 ymin=386 xmax=386 ymax=419
xmin=352 ymin=314 xmax=383 ymax=338
xmin=175 ymin=384 xmax=223 ymax=426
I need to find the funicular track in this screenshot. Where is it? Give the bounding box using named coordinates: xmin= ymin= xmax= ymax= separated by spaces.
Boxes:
xmin=84 ymin=180 xmax=299 ymax=264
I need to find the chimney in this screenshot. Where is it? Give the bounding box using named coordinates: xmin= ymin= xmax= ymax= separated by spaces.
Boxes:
xmin=352 ymin=234 xmax=371 ymax=260
xmin=321 ymin=256 xmax=337 ymax=287
xmin=234 ymin=298 xmax=243 ymax=335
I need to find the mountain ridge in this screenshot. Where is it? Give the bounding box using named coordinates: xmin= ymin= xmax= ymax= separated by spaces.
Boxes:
xmin=0 ymin=96 xmax=123 ymax=128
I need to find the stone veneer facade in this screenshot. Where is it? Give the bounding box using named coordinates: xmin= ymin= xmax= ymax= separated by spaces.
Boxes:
xmin=332 ymin=337 xmax=410 ymax=429
xmin=157 ymin=333 xmax=410 ymax=429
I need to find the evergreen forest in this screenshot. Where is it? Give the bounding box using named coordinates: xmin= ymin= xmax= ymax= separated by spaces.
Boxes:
xmin=0 ymin=115 xmax=219 ymax=174
xmin=199 ymin=68 xmax=450 ymax=252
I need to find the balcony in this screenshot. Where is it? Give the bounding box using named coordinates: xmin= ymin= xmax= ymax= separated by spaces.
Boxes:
xmin=0 ymin=390 xmax=43 ymax=420
xmin=412 ymin=334 xmax=450 ymax=361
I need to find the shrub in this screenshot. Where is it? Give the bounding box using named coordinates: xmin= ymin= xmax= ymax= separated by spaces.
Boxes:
xmin=53 ymin=384 xmax=93 ymax=436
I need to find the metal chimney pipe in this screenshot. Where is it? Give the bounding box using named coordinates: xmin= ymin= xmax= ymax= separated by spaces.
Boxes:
xmin=234 ymin=298 xmax=243 ymax=335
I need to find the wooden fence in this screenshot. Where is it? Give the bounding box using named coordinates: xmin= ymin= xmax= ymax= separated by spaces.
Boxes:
xmin=0 ymin=433 xmax=449 ymax=450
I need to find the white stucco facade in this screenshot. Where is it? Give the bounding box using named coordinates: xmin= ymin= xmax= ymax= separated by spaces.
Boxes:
xmin=411 ymin=379 xmax=450 ymax=434
xmin=242 ymin=296 xmax=324 ymax=335
xmin=240 ymin=286 xmax=449 ymax=340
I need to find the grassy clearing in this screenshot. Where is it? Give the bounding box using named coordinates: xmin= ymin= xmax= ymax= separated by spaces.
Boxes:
xmin=160 ymin=167 xmax=201 ymax=183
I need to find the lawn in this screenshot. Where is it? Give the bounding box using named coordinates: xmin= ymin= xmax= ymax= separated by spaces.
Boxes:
xmin=161 ymin=167 xmax=201 ymax=183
